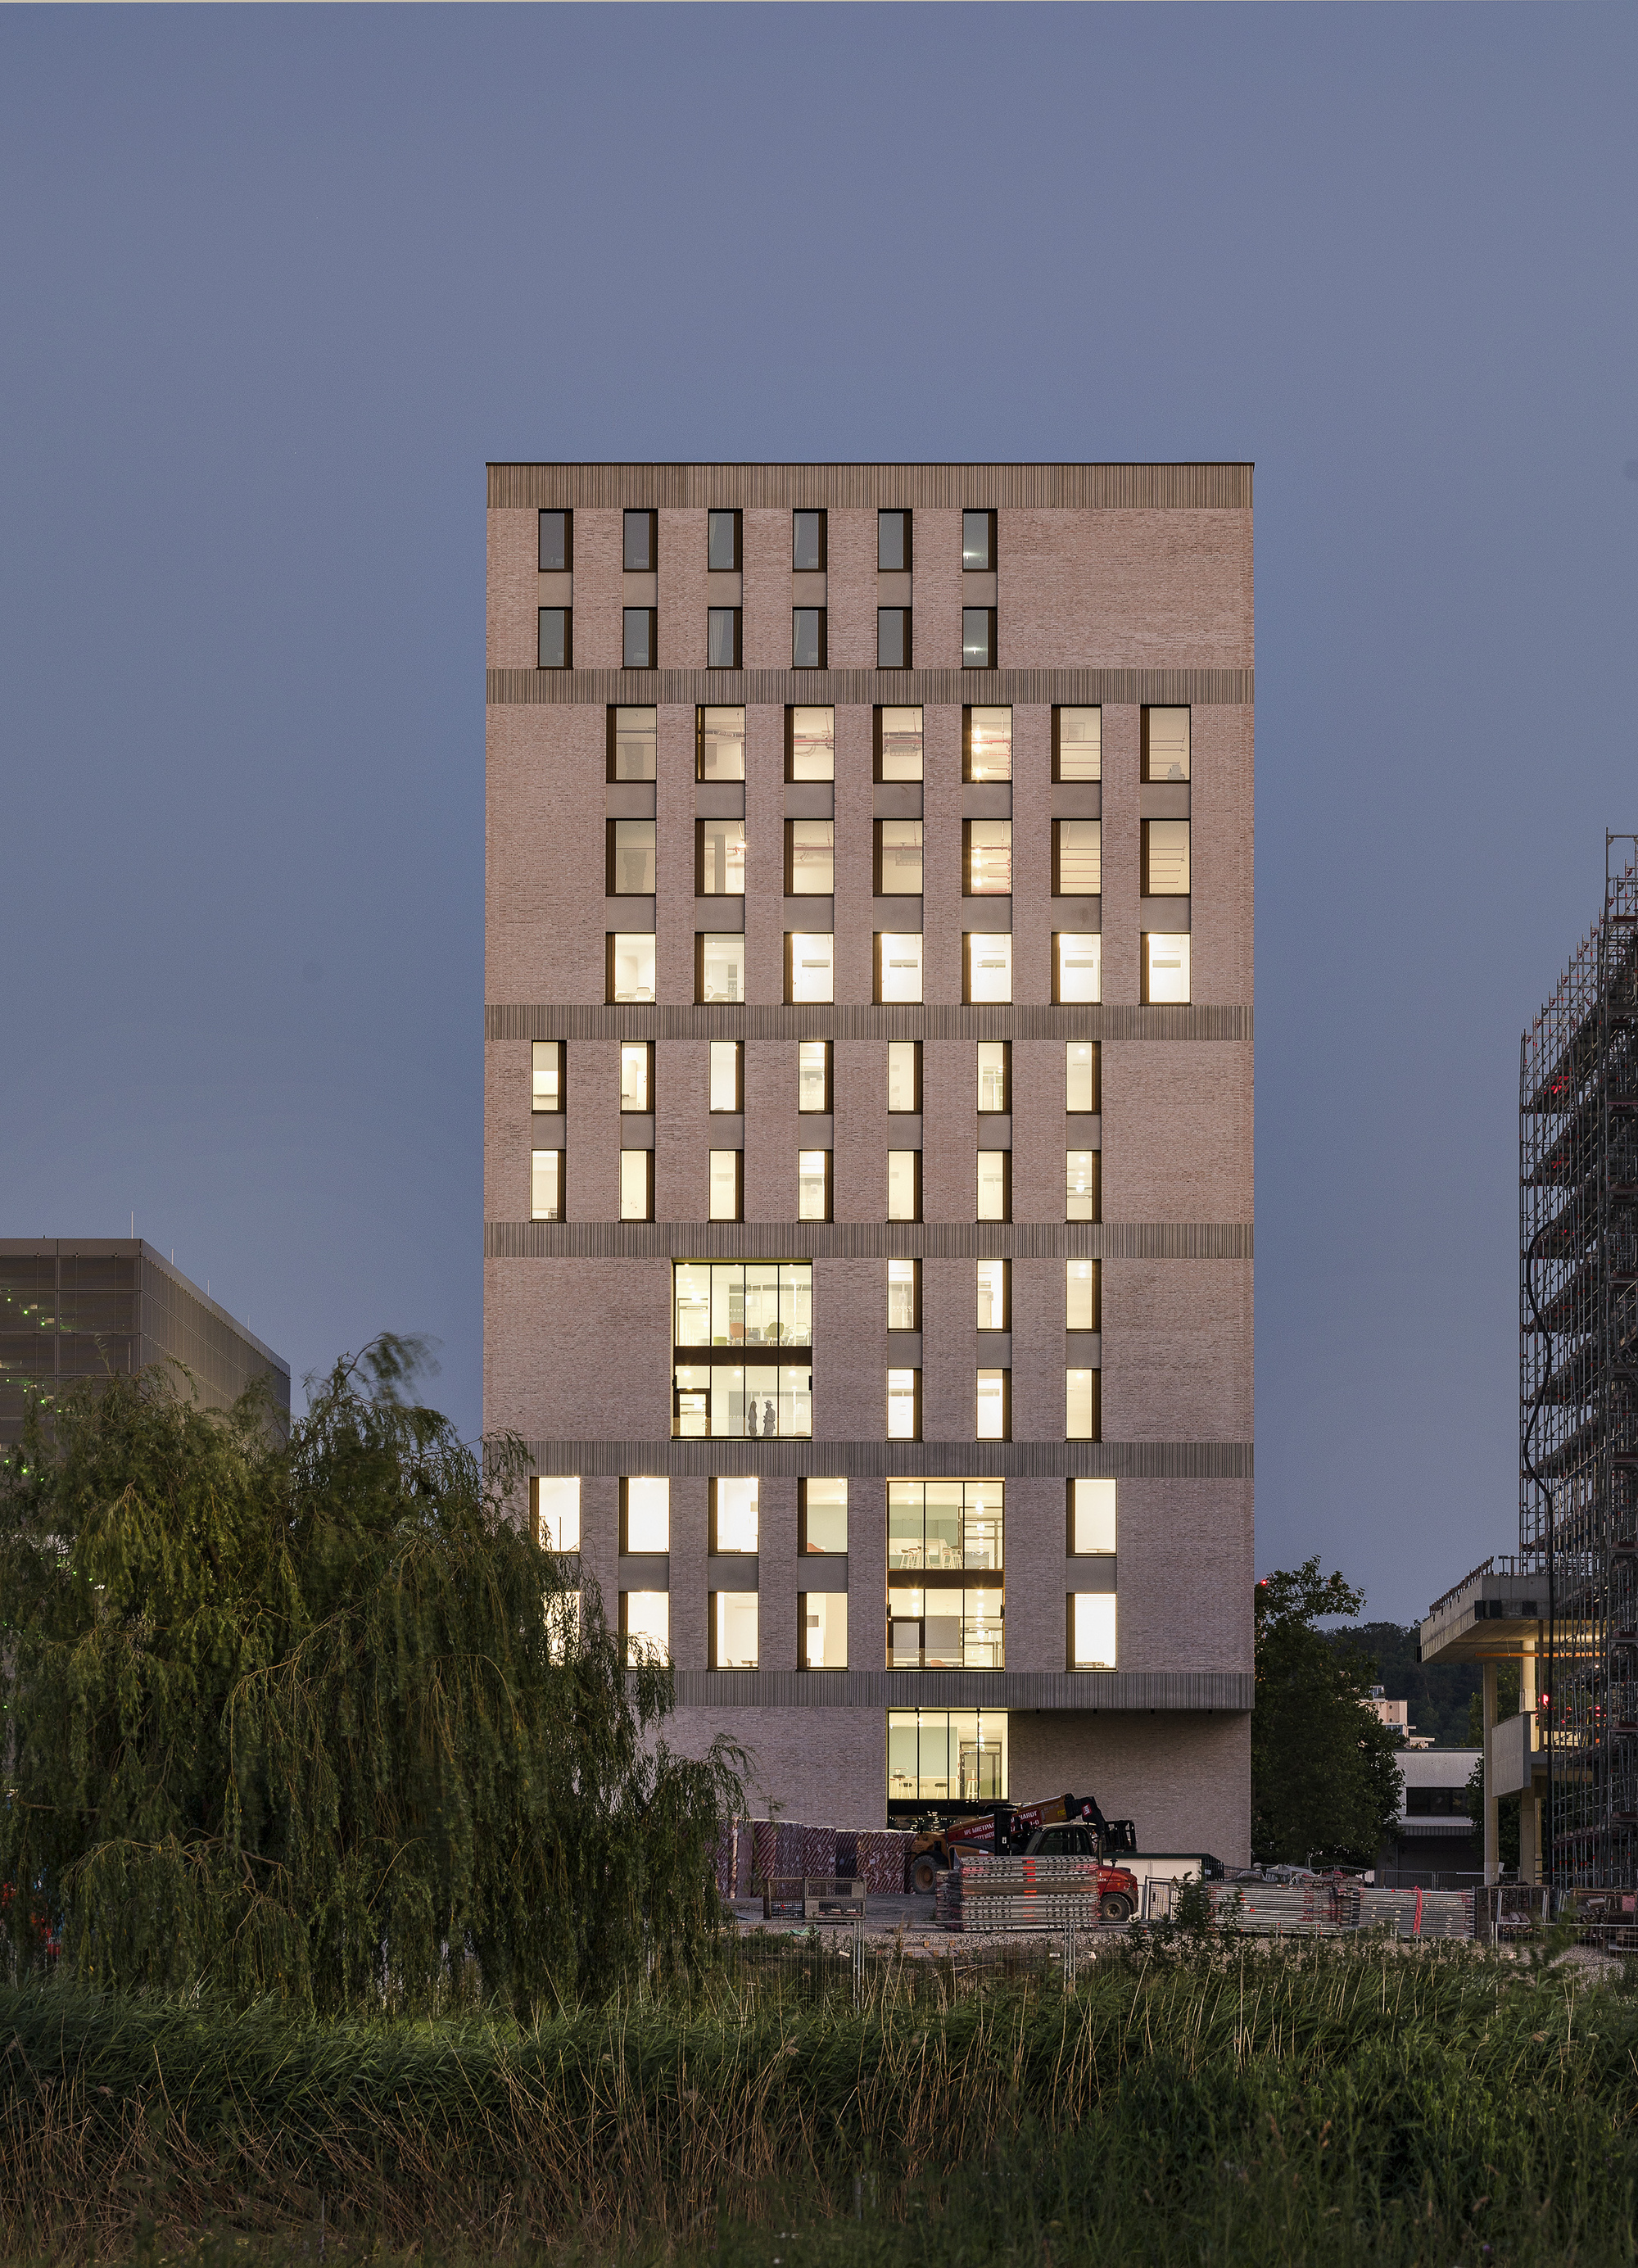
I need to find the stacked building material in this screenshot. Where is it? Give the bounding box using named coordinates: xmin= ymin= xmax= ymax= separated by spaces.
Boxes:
xmin=717 ymin=1819 xmax=916 ymax=1902
xmin=939 ymin=1851 xmax=1114 ymax=1931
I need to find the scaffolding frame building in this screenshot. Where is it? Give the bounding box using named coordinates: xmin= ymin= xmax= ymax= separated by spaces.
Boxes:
xmin=1521 ymin=834 xmax=1638 ymax=1897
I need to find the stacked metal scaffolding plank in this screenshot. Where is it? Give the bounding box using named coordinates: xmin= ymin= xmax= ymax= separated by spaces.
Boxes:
xmin=1521 ymin=838 xmax=1638 ymax=1896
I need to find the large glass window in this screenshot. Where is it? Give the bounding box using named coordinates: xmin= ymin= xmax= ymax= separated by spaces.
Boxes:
xmin=787 ymin=820 xmax=835 ymax=894
xmin=539 ymin=509 xmax=572 ymax=571
xmin=876 ymin=821 xmax=923 ymax=894
xmin=788 ymin=933 xmax=835 ymax=1005
xmin=670 ymin=1365 xmax=812 ymax=1440
xmin=622 ymin=1592 xmax=669 ymax=1664
xmin=1066 ymin=1041 xmax=1097 ymax=1114
xmin=889 ymin=1256 xmax=919 ymax=1331
xmin=531 ymin=1150 xmax=563 ymax=1221
xmin=622 ymin=1477 xmax=670 ymax=1553
xmin=1067 ymin=1258 xmax=1099 ymax=1332
xmin=887 ymin=1709 xmax=1007 ymax=1806
xmin=532 ymin=1039 xmax=563 ymax=1111
xmin=1143 ymin=820 xmax=1191 ymax=896
xmin=801 ymin=1478 xmax=848 ymax=1554
xmin=609 ymin=933 xmax=656 ymax=1004
xmin=710 ymin=1591 xmax=758 ymax=1669
xmin=531 ymin=1474 xmax=581 ymax=1552
xmin=801 ymin=1591 xmax=848 ymax=1669
xmin=1054 ymin=705 xmax=1101 ymax=781
xmin=977 ymin=1042 xmax=1009 ymax=1112
xmin=889 ymin=1480 xmax=1002 ymax=1570
xmin=1055 ymin=821 xmax=1102 ymax=895
xmin=889 ymin=1585 xmax=1002 ymax=1669
xmin=698 ymin=818 xmax=745 ymax=896
xmin=1070 ymin=1594 xmax=1117 ymax=1669
xmin=965 ymin=820 xmax=1011 ymax=894
xmin=712 ymin=1476 xmax=759 ymax=1554
xmin=878 ymin=509 xmax=912 ymax=571
xmin=609 ymin=706 xmax=656 ymax=781
xmin=876 ymin=706 xmax=923 ymax=781
xmin=964 ymin=706 xmax=1011 ymax=781
xmin=1070 ymin=1478 xmax=1116 ymax=1555
xmin=1055 ymin=933 xmax=1101 ymax=1004
xmin=609 ymin=821 xmax=655 ymax=894
xmin=698 ymin=706 xmax=746 ymax=781
xmin=966 ymin=935 xmax=1012 ymax=1005
xmin=789 ymin=706 xmax=835 ymax=781
xmin=698 ymin=933 xmax=745 ymax=1003
xmin=1143 ymin=932 xmax=1191 ymax=1005
xmin=876 ymin=932 xmax=924 ymax=1003
xmin=709 ymin=1040 xmax=741 ymax=1112
xmin=1143 ymin=705 xmax=1191 ymax=781
xmin=888 ymin=1041 xmax=921 ymax=1112
xmin=674 ymin=1261 xmax=812 ymax=1347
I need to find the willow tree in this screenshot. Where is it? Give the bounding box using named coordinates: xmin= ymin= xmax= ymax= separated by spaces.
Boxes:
xmin=0 ymin=1341 xmax=744 ymax=2009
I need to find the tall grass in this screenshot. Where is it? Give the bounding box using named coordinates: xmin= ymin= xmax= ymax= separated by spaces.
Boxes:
xmin=2 ymin=1940 xmax=1634 ymax=2265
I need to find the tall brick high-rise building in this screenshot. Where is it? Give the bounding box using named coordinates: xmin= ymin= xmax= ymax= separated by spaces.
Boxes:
xmin=485 ymin=463 xmax=1253 ymax=1858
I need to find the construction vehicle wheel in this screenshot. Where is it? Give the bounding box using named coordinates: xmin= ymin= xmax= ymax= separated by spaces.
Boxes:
xmin=1099 ymin=1892 xmax=1134 ymax=1925
xmin=910 ymin=1854 xmax=939 ymax=1895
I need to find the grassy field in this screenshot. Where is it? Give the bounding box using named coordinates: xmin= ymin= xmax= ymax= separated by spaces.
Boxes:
xmin=2 ymin=1935 xmax=1634 ymax=2267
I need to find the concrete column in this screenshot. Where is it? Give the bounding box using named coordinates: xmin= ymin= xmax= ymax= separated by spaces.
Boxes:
xmin=1519 ymin=1642 xmax=1540 ymax=1888
xmin=1482 ymin=1659 xmax=1499 ymax=1885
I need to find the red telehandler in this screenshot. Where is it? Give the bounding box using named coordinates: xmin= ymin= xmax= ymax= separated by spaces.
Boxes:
xmin=906 ymin=1790 xmax=1139 ymax=1907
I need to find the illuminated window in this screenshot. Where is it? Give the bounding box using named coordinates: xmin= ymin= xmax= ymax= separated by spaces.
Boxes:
xmin=1143 ymin=820 xmax=1190 ymax=895
xmin=888 ymin=1041 xmax=921 ymax=1112
xmin=888 ymin=1151 xmax=921 ymax=1223
xmin=532 ymin=1040 xmax=563 ymax=1111
xmin=1067 ymin=1370 xmax=1099 ymax=1442
xmin=1054 ymin=706 xmax=1101 ymax=781
xmin=888 ymin=1480 xmax=1002 ymax=1571
xmin=787 ymin=821 xmax=835 ymax=894
xmin=622 ymin=1477 xmax=669 ymax=1554
xmin=1067 ymin=1152 xmax=1098 ymax=1222
xmin=609 ymin=706 xmax=656 ymax=781
xmin=1066 ymin=1259 xmax=1098 ymax=1332
xmin=799 ymin=1040 xmax=830 ymax=1112
xmin=977 ymin=1259 xmax=1008 ymax=1332
xmin=965 ymin=821 xmax=1011 ymax=896
xmin=977 ymin=1152 xmax=1010 ymax=1222
xmin=964 ymin=705 xmax=1011 ymax=781
xmin=801 ymin=1591 xmax=848 ymax=1669
xmin=532 ymin=1476 xmax=581 ymax=1553
xmin=1055 ymin=934 xmax=1101 ymax=1004
xmin=966 ymin=934 xmax=1012 ymax=1005
xmin=788 ymin=706 xmax=835 ymax=781
xmin=876 ymin=706 xmax=923 ymax=781
xmin=886 ymin=1707 xmax=1007 ymax=1805
xmin=710 ymin=1591 xmax=759 ymax=1669
xmin=800 ymin=1478 xmax=848 ymax=1554
xmin=787 ymin=933 xmax=835 ymax=1005
xmin=1054 ymin=821 xmax=1101 ymax=894
xmin=672 ymin=1259 xmax=814 ymax=1441
xmin=799 ymin=1149 xmax=831 ymax=1221
xmin=621 ymin=1591 xmax=669 ymax=1665
xmin=888 ymin=1256 xmax=919 ymax=1332
xmin=708 ymin=1150 xmax=742 ymax=1222
xmin=609 ymin=933 xmax=656 ymax=1004
xmin=545 ymin=1589 xmax=581 ymax=1663
xmin=876 ymin=819 xmax=924 ymax=894
xmin=1066 ymin=1041 xmax=1097 ymax=1113
xmin=887 ymin=1369 xmax=920 ymax=1441
xmin=620 ymin=1042 xmax=651 ymax=1112
xmin=620 ymin=1150 xmax=653 ymax=1221
xmin=697 ymin=933 xmax=745 ymax=1003
xmin=1070 ymin=1593 xmax=1117 ymax=1669
xmin=876 ymin=933 xmax=924 ymax=1003
xmin=1070 ymin=1478 xmax=1116 ymax=1556
xmin=977 ymin=1042 xmax=1009 ymax=1113
xmin=673 ymin=1261 xmax=812 ymax=1349
xmin=711 ymin=1477 xmax=758 ymax=1554
xmin=888 ymin=1582 xmax=1003 ymax=1670
xmin=531 ymin=1151 xmax=563 ymax=1221
xmin=1143 ymin=932 xmax=1190 ymax=1005
xmin=976 ymin=1369 xmax=1008 ymax=1442
xmin=698 ymin=819 xmax=746 ymax=896
xmin=608 ymin=820 xmax=655 ymax=894
xmin=709 ymin=1041 xmax=741 ymax=1112
xmin=1143 ymin=705 xmax=1190 ymax=781
xmin=697 ymin=706 xmax=746 ymax=781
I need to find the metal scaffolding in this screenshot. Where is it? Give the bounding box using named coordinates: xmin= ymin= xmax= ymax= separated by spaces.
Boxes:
xmin=1521 ymin=835 xmax=1638 ymax=1895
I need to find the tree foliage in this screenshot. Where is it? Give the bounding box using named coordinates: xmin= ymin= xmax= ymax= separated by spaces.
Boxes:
xmin=0 ymin=1342 xmax=745 ymax=2011
xmin=1251 ymin=1560 xmax=1404 ymax=1867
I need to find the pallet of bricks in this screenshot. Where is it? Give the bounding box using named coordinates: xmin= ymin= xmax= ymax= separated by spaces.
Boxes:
xmin=938 ymin=1851 xmax=1112 ymax=1932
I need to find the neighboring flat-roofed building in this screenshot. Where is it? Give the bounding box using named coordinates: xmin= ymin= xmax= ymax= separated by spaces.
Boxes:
xmin=0 ymin=1239 xmax=291 ymax=1446
xmin=484 ymin=461 xmax=1254 ymax=1858
xmin=1378 ymin=1748 xmax=1481 ymax=1886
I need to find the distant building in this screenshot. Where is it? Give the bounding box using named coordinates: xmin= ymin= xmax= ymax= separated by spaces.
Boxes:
xmin=1366 ymin=1686 xmax=1409 ymax=1736
xmin=0 ymin=1239 xmax=290 ymax=1447
xmin=1378 ymin=1747 xmax=1480 ymax=1885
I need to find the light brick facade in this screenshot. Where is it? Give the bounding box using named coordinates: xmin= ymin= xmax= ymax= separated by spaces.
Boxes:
xmin=485 ymin=462 xmax=1254 ymax=1863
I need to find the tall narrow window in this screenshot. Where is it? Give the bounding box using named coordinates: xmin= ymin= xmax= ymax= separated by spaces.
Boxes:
xmin=608 ymin=934 xmax=656 ymax=1005
xmin=1053 ymin=821 xmax=1102 ymax=894
xmin=798 ymin=1040 xmax=831 ymax=1113
xmin=707 ymin=608 xmax=742 ymax=668
xmin=1142 ymin=706 xmax=1191 ymax=781
xmin=708 ymin=1149 xmax=743 ymax=1221
xmin=800 ymin=1592 xmax=848 ymax=1670
xmin=888 ymin=1041 xmax=921 ymax=1112
xmin=976 ymin=1258 xmax=1009 ymax=1331
xmin=976 ymin=1369 xmax=1009 ymax=1442
xmin=962 ymin=509 xmax=995 ymax=570
xmin=1066 ymin=1041 xmax=1098 ymax=1113
xmin=887 ymin=1151 xmax=921 ymax=1222
xmin=1066 ymin=1259 xmax=1099 ymax=1332
xmin=888 ymin=1368 xmax=921 ymax=1441
xmin=1067 ymin=1152 xmax=1099 ymax=1222
xmin=623 ymin=509 xmax=657 ymax=573
xmin=962 ymin=609 xmax=997 ymax=668
xmin=1066 ymin=1369 xmax=1099 ymax=1442
xmin=623 ymin=608 xmax=657 ymax=668
xmin=876 ymin=706 xmax=924 ymax=781
xmin=876 ymin=933 xmax=924 ymax=1003
xmin=799 ymin=1148 xmax=832 ymax=1221
xmin=966 ymin=935 xmax=1012 ymax=1006
xmin=878 ymin=509 xmax=912 ymax=571
xmin=532 ymin=1040 xmax=563 ymax=1112
xmin=620 ymin=1042 xmax=652 ymax=1112
xmin=1069 ymin=1594 xmax=1117 ymax=1669
xmin=1053 ymin=706 xmax=1101 ymax=781
xmin=878 ymin=609 xmax=912 ymax=668
xmin=707 ymin=509 xmax=741 ymax=571
xmin=538 ymin=609 xmax=571 ymax=668
xmin=709 ymin=1040 xmax=742 ymax=1112
xmin=793 ymin=510 xmax=826 ymax=571
xmin=792 ymin=609 xmax=826 ymax=668
xmin=1143 ymin=820 xmax=1191 ymax=895
xmin=976 ymin=1043 xmax=1009 ymax=1113
xmin=787 ymin=932 xmax=835 ymax=1004
xmin=1069 ymin=1477 xmax=1116 ymax=1556
xmin=698 ymin=706 xmax=746 ymax=781
xmin=888 ymin=1256 xmax=920 ymax=1331
xmin=977 ymin=1152 xmax=1010 ymax=1222
xmin=1143 ymin=933 xmax=1191 ymax=1004
xmin=538 ymin=509 xmax=572 ymax=571
xmin=608 ymin=705 xmax=657 ymax=781
xmin=697 ymin=933 xmax=745 ymax=1003
xmin=608 ymin=820 xmax=656 ymax=894
xmin=786 ymin=820 xmax=835 ymax=894
xmin=697 ymin=818 xmax=746 ymax=896
xmin=964 ymin=706 xmax=1011 ymax=781
xmin=620 ymin=1149 xmax=654 ymax=1221
xmin=531 ymin=1150 xmax=563 ymax=1222
xmin=788 ymin=706 xmax=835 ymax=781
xmin=1055 ymin=934 xmax=1101 ymax=1004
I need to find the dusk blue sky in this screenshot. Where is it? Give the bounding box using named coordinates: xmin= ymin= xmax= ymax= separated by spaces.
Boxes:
xmin=2 ymin=4 xmax=1634 ymax=1624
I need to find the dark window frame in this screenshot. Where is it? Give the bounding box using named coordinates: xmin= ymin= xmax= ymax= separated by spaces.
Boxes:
xmin=710 ymin=1039 xmax=744 ymax=1114
xmin=1066 ymin=1150 xmax=1102 ymax=1225
xmin=695 ymin=930 xmax=747 ymax=1006
xmin=623 ymin=508 xmax=658 ymax=573
xmin=707 ymin=1146 xmax=745 ymax=1222
xmin=887 ymin=1039 xmax=922 ymax=1113
xmin=874 ymin=704 xmax=925 ymax=782
xmin=785 ymin=704 xmax=837 ymax=783
xmin=618 ymin=1475 xmax=668 ymax=1557
xmin=622 ymin=607 xmax=658 ymax=668
xmin=606 ymin=704 xmax=657 ymax=782
xmin=878 ymin=508 xmax=913 ymax=573
xmin=707 ymin=607 xmax=743 ymax=669
xmin=707 ymin=509 xmax=742 ymax=572
xmin=695 ymin=704 xmax=748 ymax=783
xmin=877 ymin=606 xmax=912 ymax=669
xmin=962 ymin=607 xmax=998 ymax=669
xmin=977 ymin=1366 xmax=1012 ymax=1444
xmin=620 ymin=1039 xmax=655 ymax=1116
xmin=1141 ymin=703 xmax=1192 ymax=782
xmin=1052 ymin=817 xmax=1102 ymax=897
xmin=785 ymin=816 xmax=835 ymax=898
xmin=708 ymin=1476 xmax=758 ymax=1556
xmin=538 ymin=509 xmax=573 ymax=572
xmin=530 ymin=1147 xmax=565 ymax=1223
xmin=1069 ymin=1367 xmax=1103 ymax=1444
xmin=1052 ymin=704 xmax=1102 ymax=783
xmin=977 ymin=1149 xmax=1012 ymax=1225
xmin=962 ymin=817 xmax=1013 ymax=899
xmin=962 ymin=703 xmax=1012 ymax=781
xmin=793 ymin=509 xmax=827 ymax=571
xmin=874 ymin=816 xmax=925 ymax=898
xmin=976 ymin=1040 xmax=1011 ymax=1114
xmin=696 ymin=814 xmax=746 ymax=899
xmin=799 ymin=1478 xmax=848 ymax=1558
xmin=796 ymin=1036 xmax=833 ymax=1114
xmin=888 ymin=1254 xmax=922 ymax=1332
xmin=977 ymin=1255 xmax=1011 ymax=1332
xmin=887 ymin=1366 xmax=923 ymax=1445
xmin=531 ymin=1039 xmax=565 ymax=1114
xmin=538 ymin=608 xmax=572 ymax=669
xmin=1141 ymin=817 xmax=1191 ymax=897
xmin=798 ymin=1145 xmax=834 ymax=1222
xmin=888 ymin=1146 xmax=923 ymax=1224
xmin=621 ymin=1144 xmax=656 ymax=1224
xmin=962 ymin=508 xmax=997 ymax=572
xmin=606 ymin=817 xmax=657 ymax=897
xmin=1066 ymin=1039 xmax=1102 ymax=1116
xmin=792 ymin=606 xmax=827 ymax=668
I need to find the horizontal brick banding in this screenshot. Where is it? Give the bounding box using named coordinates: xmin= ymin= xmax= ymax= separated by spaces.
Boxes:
xmin=488 ymin=463 xmax=1253 ymax=511
xmin=520 ymin=1437 xmax=1253 ymax=1478
xmin=669 ymin=1668 xmax=1253 ymax=1711
xmin=486 ymin=1220 xmax=1252 ymax=1261
xmin=486 ymin=1003 xmax=1252 ymax=1043
xmin=487 ymin=665 xmax=1254 ymax=708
